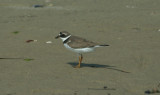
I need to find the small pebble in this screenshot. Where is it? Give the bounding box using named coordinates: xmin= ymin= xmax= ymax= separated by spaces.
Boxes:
xmin=46 ymin=41 xmax=52 ymax=44
xmin=26 ymin=40 xmax=37 ymax=43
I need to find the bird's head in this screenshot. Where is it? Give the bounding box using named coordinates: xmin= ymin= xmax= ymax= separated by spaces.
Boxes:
xmin=55 ymin=31 xmax=71 ymax=42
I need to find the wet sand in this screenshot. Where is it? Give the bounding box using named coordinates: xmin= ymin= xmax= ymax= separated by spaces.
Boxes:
xmin=0 ymin=0 xmax=160 ymax=95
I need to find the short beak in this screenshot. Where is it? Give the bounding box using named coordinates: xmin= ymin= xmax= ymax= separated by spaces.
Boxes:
xmin=55 ymin=35 xmax=60 ymax=39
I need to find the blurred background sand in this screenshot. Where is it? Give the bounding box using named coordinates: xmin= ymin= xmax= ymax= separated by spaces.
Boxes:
xmin=0 ymin=0 xmax=160 ymax=95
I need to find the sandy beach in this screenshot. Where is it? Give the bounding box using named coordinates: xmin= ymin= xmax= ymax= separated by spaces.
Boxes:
xmin=0 ymin=0 xmax=160 ymax=95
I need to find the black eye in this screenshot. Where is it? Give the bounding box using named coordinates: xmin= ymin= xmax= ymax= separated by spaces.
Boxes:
xmin=60 ymin=34 xmax=66 ymax=37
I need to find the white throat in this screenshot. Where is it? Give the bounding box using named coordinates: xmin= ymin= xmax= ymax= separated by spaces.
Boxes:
xmin=60 ymin=35 xmax=71 ymax=42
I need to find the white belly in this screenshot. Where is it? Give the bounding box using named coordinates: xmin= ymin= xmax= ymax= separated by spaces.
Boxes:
xmin=64 ymin=44 xmax=94 ymax=53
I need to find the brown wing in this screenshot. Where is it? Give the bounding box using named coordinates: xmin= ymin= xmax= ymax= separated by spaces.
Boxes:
xmin=67 ymin=36 xmax=98 ymax=48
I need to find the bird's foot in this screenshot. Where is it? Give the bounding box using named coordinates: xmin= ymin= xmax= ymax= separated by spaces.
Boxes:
xmin=74 ymin=65 xmax=81 ymax=68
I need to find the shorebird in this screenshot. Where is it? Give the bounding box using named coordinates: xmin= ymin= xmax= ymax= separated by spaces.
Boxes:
xmin=55 ymin=31 xmax=109 ymax=68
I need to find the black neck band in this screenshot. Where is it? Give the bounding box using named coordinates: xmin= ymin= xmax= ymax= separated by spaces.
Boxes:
xmin=63 ymin=37 xmax=70 ymax=44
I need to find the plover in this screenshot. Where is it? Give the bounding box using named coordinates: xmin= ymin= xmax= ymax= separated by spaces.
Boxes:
xmin=55 ymin=31 xmax=109 ymax=68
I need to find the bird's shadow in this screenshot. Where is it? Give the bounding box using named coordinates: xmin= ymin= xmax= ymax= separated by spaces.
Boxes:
xmin=67 ymin=62 xmax=130 ymax=73
xmin=68 ymin=62 xmax=114 ymax=68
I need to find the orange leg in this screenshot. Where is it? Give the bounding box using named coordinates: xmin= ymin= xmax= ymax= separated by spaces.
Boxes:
xmin=75 ymin=54 xmax=83 ymax=68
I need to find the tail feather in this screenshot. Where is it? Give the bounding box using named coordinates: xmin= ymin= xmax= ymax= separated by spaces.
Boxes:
xmin=99 ymin=44 xmax=109 ymax=47
xmin=94 ymin=44 xmax=109 ymax=48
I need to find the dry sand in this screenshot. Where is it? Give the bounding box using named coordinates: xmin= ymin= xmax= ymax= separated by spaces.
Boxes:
xmin=0 ymin=0 xmax=160 ymax=95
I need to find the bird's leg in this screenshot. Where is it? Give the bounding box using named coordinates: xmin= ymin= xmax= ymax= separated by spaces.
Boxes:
xmin=80 ymin=54 xmax=83 ymax=64
xmin=75 ymin=54 xmax=83 ymax=68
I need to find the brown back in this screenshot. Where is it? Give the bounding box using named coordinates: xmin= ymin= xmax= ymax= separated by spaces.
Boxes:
xmin=67 ymin=36 xmax=98 ymax=48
